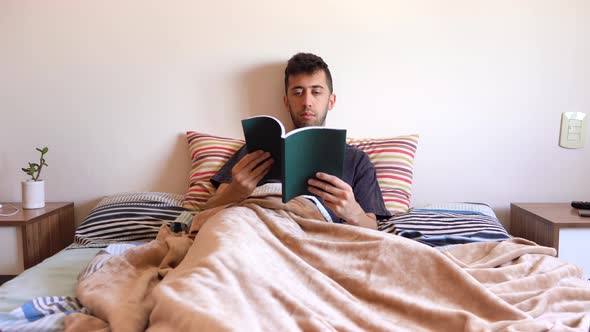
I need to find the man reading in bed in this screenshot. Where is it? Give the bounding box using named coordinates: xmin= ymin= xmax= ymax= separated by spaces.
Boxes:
xmin=204 ymin=53 xmax=390 ymax=229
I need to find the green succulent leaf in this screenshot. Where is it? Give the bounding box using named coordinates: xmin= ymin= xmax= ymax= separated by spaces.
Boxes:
xmin=23 ymin=147 xmax=49 ymax=181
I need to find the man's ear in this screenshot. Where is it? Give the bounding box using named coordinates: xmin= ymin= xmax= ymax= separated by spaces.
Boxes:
xmin=328 ymin=93 xmax=336 ymax=111
xmin=283 ymin=95 xmax=289 ymax=112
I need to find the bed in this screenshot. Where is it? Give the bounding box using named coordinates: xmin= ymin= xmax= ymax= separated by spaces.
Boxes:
xmin=1 ymin=132 xmax=589 ymax=331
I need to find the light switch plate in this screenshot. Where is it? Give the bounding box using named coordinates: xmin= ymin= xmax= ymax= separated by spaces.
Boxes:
xmin=559 ymin=112 xmax=587 ymax=149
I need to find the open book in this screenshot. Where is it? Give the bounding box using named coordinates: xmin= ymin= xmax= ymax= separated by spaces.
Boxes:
xmin=241 ymin=115 xmax=346 ymax=203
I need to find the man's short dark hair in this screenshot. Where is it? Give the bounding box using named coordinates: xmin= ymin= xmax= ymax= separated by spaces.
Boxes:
xmin=284 ymin=53 xmax=333 ymax=95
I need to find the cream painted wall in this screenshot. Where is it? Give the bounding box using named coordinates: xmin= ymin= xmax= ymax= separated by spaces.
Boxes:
xmin=1 ymin=1 xmax=589 ymax=228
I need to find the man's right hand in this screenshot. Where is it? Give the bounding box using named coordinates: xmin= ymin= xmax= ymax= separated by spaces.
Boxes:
xmin=203 ymin=150 xmax=273 ymax=209
xmin=228 ymin=150 xmax=273 ymax=199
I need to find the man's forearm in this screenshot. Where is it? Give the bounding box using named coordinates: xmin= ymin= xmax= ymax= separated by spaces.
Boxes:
xmin=203 ymin=184 xmax=246 ymax=210
xmin=345 ymin=213 xmax=378 ymax=230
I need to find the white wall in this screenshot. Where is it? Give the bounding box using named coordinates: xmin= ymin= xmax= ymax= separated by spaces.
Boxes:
xmin=1 ymin=1 xmax=589 ymax=228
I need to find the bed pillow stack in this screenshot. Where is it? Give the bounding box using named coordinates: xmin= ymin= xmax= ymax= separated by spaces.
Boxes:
xmin=183 ymin=131 xmax=419 ymax=215
xmin=347 ymin=135 xmax=418 ymax=215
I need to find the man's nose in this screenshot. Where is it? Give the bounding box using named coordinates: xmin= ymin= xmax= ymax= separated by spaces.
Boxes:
xmin=303 ymin=92 xmax=312 ymax=107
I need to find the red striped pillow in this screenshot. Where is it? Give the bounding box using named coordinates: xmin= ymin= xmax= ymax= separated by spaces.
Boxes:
xmin=183 ymin=131 xmax=419 ymax=215
xmin=182 ymin=131 xmax=244 ymax=211
xmin=347 ymin=134 xmax=419 ymax=215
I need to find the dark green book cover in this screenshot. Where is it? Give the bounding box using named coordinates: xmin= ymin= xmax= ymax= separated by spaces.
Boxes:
xmin=242 ymin=115 xmax=346 ymax=203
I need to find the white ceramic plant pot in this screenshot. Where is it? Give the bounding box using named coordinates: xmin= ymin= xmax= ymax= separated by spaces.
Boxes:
xmin=21 ymin=180 xmax=45 ymax=209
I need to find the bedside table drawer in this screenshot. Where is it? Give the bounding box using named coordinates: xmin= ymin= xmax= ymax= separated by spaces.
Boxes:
xmin=0 ymin=227 xmax=24 ymax=274
xmin=559 ymin=228 xmax=590 ymax=278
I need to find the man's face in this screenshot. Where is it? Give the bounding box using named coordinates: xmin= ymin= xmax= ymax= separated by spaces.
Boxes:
xmin=284 ymin=70 xmax=336 ymax=128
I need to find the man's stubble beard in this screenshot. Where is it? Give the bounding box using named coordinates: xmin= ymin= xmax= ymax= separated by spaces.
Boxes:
xmin=288 ymin=101 xmax=329 ymax=129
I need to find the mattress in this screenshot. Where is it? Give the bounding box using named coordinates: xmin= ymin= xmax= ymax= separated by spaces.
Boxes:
xmin=0 ymin=248 xmax=100 ymax=312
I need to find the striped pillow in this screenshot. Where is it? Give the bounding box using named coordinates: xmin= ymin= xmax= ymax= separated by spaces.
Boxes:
xmin=347 ymin=134 xmax=419 ymax=215
xmin=183 ymin=131 xmax=244 ymax=211
xmin=72 ymin=192 xmax=187 ymax=248
xmin=377 ymin=209 xmax=510 ymax=247
xmin=183 ymin=131 xmax=419 ymax=215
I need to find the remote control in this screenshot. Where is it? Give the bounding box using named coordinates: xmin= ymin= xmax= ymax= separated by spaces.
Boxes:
xmin=571 ymin=201 xmax=590 ymax=209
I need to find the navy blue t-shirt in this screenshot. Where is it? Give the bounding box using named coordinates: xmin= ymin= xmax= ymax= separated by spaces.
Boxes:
xmin=210 ymin=144 xmax=391 ymax=224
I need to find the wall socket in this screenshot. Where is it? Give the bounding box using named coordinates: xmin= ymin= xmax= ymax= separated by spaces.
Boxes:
xmin=559 ymin=112 xmax=587 ymax=149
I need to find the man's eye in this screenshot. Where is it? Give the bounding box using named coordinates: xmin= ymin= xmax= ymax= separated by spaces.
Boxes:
xmin=293 ymin=91 xmax=303 ymax=96
xmin=312 ymin=91 xmax=322 ymax=95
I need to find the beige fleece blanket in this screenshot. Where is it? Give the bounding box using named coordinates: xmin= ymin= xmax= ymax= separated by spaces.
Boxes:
xmin=65 ymin=197 xmax=590 ymax=332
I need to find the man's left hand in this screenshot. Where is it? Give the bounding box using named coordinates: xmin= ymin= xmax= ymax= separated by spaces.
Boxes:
xmin=307 ymin=172 xmax=377 ymax=229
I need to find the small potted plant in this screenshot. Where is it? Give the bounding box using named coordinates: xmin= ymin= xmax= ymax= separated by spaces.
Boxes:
xmin=21 ymin=147 xmax=49 ymax=209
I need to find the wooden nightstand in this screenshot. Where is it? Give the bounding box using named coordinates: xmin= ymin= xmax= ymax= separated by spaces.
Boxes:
xmin=511 ymin=203 xmax=590 ymax=279
xmin=0 ymin=202 xmax=75 ymax=283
